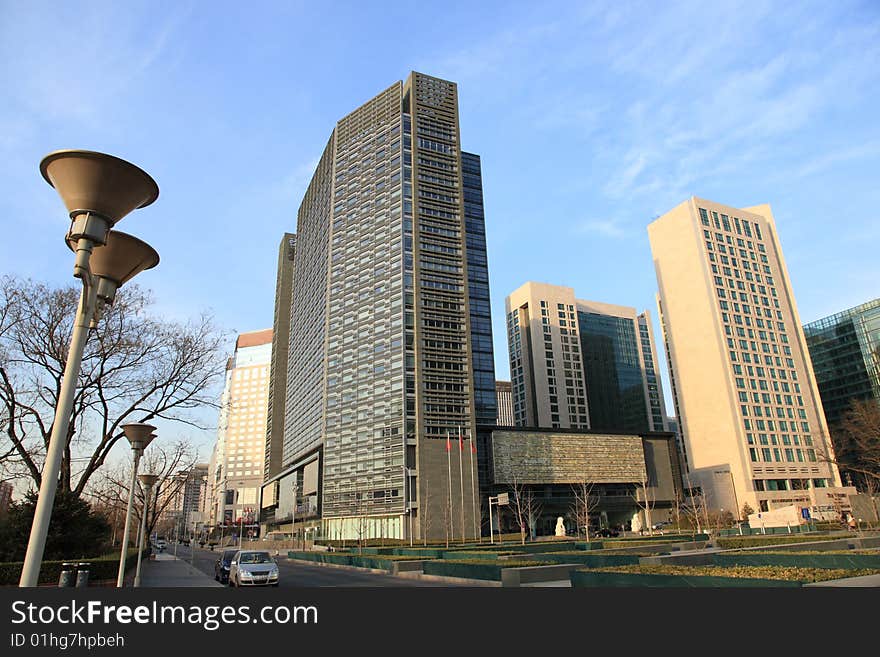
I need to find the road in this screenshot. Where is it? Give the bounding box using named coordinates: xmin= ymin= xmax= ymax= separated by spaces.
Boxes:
xmin=171 ymin=544 xmax=464 ymax=587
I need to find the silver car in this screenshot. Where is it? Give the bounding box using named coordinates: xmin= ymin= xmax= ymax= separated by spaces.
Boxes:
xmin=229 ymin=550 xmax=280 ymax=587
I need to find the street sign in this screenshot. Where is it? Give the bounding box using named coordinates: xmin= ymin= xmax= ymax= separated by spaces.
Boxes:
xmin=801 ymin=507 xmax=811 ymax=520
xmin=496 ymin=493 xmax=509 ymax=506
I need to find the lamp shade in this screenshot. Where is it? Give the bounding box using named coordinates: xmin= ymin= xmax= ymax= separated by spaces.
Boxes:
xmin=68 ymin=231 xmax=159 ymax=287
xmin=40 ymin=150 xmax=159 ymax=223
xmin=137 ymin=473 xmax=160 ymax=488
xmin=121 ymin=423 xmax=157 ymax=452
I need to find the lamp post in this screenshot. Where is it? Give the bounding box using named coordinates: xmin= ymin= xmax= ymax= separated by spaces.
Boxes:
xmin=117 ymin=423 xmax=156 ymax=586
xmin=19 ymin=150 xmax=160 ymax=588
xmin=133 ymin=473 xmax=159 ymax=587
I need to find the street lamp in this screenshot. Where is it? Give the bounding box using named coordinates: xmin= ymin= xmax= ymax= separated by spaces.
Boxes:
xmin=19 ymin=150 xmax=160 ymax=587
xmin=117 ymin=423 xmax=156 ymax=586
xmin=133 ymin=473 xmax=160 ymax=587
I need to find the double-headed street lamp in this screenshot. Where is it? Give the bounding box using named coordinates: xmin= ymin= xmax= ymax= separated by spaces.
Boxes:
xmin=19 ymin=150 xmax=160 ymax=588
xmin=133 ymin=473 xmax=160 ymax=588
xmin=117 ymin=423 xmax=156 ymax=586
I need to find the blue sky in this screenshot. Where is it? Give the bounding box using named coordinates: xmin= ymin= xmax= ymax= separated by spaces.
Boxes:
xmin=2 ymin=1 xmax=879 ymax=459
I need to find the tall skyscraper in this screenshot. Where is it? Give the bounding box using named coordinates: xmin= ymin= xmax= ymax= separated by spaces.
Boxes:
xmin=505 ymin=282 xmax=667 ymax=433
xmin=208 ymin=329 xmax=272 ymax=531
xmin=495 ymin=381 xmax=515 ymax=426
xmin=649 ymin=197 xmax=848 ymax=515
xmin=803 ymin=298 xmax=879 ymax=427
xmin=803 ymin=298 xmax=880 ymax=483
xmin=279 ymin=72 xmax=494 ymax=541
xmin=264 ymin=233 xmax=296 ymax=482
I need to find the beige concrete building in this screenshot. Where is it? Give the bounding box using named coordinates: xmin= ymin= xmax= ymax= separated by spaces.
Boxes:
xmin=649 ymin=197 xmax=853 ymax=516
xmin=505 ymin=282 xmax=667 ymax=433
xmin=507 ymin=283 xmax=588 ymax=429
xmin=495 ymin=380 xmax=514 ymax=426
xmin=208 ymin=329 xmax=273 ymax=535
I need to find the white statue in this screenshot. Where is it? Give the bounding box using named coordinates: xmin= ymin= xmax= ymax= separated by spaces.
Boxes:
xmin=555 ymin=516 xmax=566 ymax=537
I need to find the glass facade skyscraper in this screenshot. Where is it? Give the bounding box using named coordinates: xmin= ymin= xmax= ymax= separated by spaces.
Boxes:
xmin=278 ymin=73 xmax=494 ymax=541
xmin=803 ymin=298 xmax=880 ymax=427
xmin=578 ymin=311 xmax=650 ymax=432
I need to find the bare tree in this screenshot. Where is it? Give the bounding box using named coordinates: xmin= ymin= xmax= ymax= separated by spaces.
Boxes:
xmin=0 ymin=277 xmax=226 ymax=498
xmin=525 ymin=488 xmax=543 ymax=540
xmin=818 ymin=399 xmax=880 ymax=490
xmin=680 ymin=471 xmax=709 ymax=535
xmin=671 ymin=488 xmax=685 ymax=530
xmin=509 ymin=475 xmax=530 ymax=545
xmin=632 ymin=472 xmax=656 ymax=535
xmin=571 ymin=481 xmax=600 ymax=540
xmin=92 ymin=438 xmax=197 ymax=544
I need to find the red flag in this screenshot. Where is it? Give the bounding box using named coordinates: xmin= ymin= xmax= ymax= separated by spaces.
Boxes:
xmin=446 ymin=435 xmax=451 ymax=452
xmin=459 ymin=431 xmax=464 ymax=452
xmin=471 ymin=440 xmax=477 ymax=454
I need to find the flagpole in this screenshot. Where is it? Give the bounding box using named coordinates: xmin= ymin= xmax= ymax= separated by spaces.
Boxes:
xmin=469 ymin=434 xmax=480 ymax=543
xmin=446 ymin=431 xmax=454 ymax=543
xmin=458 ymin=426 xmax=466 ymax=542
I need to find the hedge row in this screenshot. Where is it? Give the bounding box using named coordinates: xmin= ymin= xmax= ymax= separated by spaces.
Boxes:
xmin=716 ymin=535 xmax=842 ymax=549
xmin=533 ymin=552 xmax=641 ymax=567
xmin=574 ymin=563 xmax=879 ymax=583
xmin=287 ymin=551 xmax=424 ymax=572
xmin=712 ymin=552 xmax=880 ymax=570
xmin=0 ymin=549 xmax=146 ymax=586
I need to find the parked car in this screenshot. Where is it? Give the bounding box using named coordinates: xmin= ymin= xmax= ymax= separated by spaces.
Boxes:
xmin=593 ymin=527 xmax=620 ymax=538
xmin=214 ymin=549 xmax=239 ymax=584
xmin=228 ymin=550 xmax=280 ymax=587
xmin=652 ymin=520 xmax=673 ymax=530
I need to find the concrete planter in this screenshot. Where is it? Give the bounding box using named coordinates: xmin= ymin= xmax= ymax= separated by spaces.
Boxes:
xmin=501 ymin=564 xmax=580 ymax=587
xmin=422 ymin=561 xmax=505 ymax=581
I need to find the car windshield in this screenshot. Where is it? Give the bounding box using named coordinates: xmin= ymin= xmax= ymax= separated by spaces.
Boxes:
xmin=239 ymin=552 xmax=272 ymax=564
xmin=222 ymin=551 xmax=238 ymax=562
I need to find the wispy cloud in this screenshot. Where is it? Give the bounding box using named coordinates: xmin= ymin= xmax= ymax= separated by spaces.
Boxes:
xmin=575 ymin=218 xmax=631 ymax=239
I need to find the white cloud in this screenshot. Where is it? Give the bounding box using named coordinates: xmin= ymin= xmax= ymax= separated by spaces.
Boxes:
xmin=575 ymin=218 xmax=630 ymax=239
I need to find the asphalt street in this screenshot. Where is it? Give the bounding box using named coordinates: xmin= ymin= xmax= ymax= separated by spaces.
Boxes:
xmin=170 ymin=544 xmax=464 ymax=587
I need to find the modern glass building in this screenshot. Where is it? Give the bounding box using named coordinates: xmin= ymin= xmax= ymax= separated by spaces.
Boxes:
xmin=271 ymin=73 xmax=494 ymax=541
xmin=505 ymin=283 xmax=667 ymax=433
xmin=578 ymin=304 xmax=666 ymax=433
xmin=803 ymin=298 xmax=880 ymax=428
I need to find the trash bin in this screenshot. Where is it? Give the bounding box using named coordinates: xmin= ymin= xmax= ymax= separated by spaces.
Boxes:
xmin=75 ymin=563 xmax=91 ymax=588
xmin=58 ymin=563 xmax=75 ymax=587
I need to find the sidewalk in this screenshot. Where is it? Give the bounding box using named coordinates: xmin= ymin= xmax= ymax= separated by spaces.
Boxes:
xmin=806 ymin=573 xmax=880 ymax=587
xmin=138 ymin=553 xmax=223 ymax=588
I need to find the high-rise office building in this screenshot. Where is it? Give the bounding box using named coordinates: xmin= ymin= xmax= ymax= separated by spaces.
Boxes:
xmin=208 ymin=330 xmax=272 ymax=531
xmin=277 ymin=72 xmax=494 ymax=541
xmin=495 ymin=381 xmax=514 ymax=426
xmin=803 ymin=298 xmax=879 ymax=426
xmin=803 ymin=298 xmax=880 ymax=483
xmin=505 ymin=282 xmax=667 ymax=433
xmin=264 ymin=233 xmax=297 ymax=482
xmin=649 ymin=197 xmax=850 ymax=515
